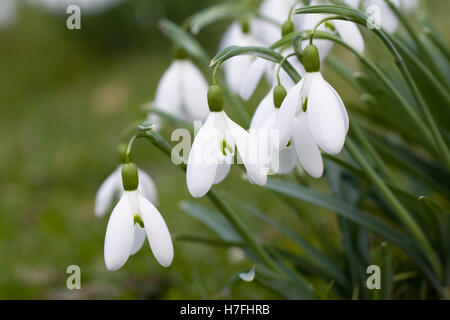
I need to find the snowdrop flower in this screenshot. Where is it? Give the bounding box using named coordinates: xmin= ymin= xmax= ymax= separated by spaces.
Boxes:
xmin=364 ymin=0 xmax=418 ymax=33
xmin=104 ymin=163 xmax=173 ymax=271
xmin=275 ymin=44 xmax=349 ymax=173
xmin=250 ymin=86 xmax=298 ymax=175
xmin=186 ymin=85 xmax=267 ymax=198
xmin=301 ymin=0 xmax=364 ymax=59
xmin=151 ymin=49 xmax=209 ymax=127
xmin=219 ymin=20 xmax=265 ymax=94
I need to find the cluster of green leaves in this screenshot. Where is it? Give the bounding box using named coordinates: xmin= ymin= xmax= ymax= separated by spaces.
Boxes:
xmin=148 ymin=0 xmax=449 ymax=299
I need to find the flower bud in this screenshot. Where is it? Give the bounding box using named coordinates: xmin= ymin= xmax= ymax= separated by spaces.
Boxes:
xmin=207 ymin=85 xmax=224 ymax=112
xmin=118 ymin=143 xmax=128 ymax=164
xmin=281 ymin=20 xmax=294 ymax=37
xmin=122 ymin=163 xmax=139 ymax=191
xmin=303 ymin=44 xmax=321 ymax=73
xmin=273 ymin=84 xmax=287 ymax=109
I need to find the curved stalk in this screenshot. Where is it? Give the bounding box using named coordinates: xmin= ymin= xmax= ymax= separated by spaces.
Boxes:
xmin=295 ymin=5 xmax=450 ymax=167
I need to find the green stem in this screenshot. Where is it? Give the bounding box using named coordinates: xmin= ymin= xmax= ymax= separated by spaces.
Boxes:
xmin=351 ymin=122 xmax=397 ymax=187
xmin=423 ymin=27 xmax=450 ymax=62
xmin=309 ymin=15 xmax=346 ymax=44
xmin=299 ymin=30 xmax=437 ymax=153
xmin=389 ymin=35 xmax=450 ymax=104
xmin=384 ymin=0 xmax=447 ymax=85
xmin=346 ymin=138 xmax=443 ymax=281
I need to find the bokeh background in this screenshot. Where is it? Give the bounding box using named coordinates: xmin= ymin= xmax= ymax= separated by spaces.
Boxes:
xmin=0 ymin=0 xmax=448 ymax=299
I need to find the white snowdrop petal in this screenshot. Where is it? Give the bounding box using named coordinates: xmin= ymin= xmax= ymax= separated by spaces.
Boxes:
xmin=153 ymin=61 xmax=182 ymax=116
xmin=186 ymin=113 xmax=219 ymax=198
xmin=250 ymin=89 xmax=275 ymax=131
xmin=94 ymin=167 xmax=121 ymax=217
xmin=180 ymin=60 xmax=210 ymax=121
xmin=307 ymin=73 xmax=347 ymax=155
xmin=137 ymin=169 xmax=158 ymax=206
xmin=239 ymin=265 xmax=256 ymax=282
xmin=274 ymin=79 xmax=303 ymax=149
xmin=334 ymin=20 xmax=364 ymax=54
xmin=239 ymin=58 xmax=269 ymax=101
xmin=214 ymin=163 xmax=231 ymax=184
xmin=130 ymin=224 xmax=147 ymax=256
xmin=292 ymin=113 xmax=323 ymax=178
xmin=277 ymin=145 xmax=298 ymax=174
xmin=104 ymin=193 xmax=134 ymax=271
xmin=139 ymin=194 xmax=174 ymax=268
xmin=223 ymin=113 xmax=267 ymax=186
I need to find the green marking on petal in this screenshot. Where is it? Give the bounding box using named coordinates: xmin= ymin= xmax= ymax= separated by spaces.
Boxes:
xmin=133 ymin=214 xmax=144 ymax=228
xmin=325 ymin=21 xmax=335 ymax=32
xmin=302 ymin=97 xmax=308 ymax=112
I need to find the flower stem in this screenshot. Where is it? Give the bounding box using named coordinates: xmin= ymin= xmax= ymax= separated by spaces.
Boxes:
xmin=346 ymin=138 xmax=443 ymax=281
xmin=384 ymin=0 xmax=447 ymax=86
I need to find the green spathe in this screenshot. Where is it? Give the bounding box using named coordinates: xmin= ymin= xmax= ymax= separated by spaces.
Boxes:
xmin=273 ymin=84 xmax=287 ymax=109
xmin=207 ymin=85 xmax=224 ymax=112
xmin=303 ymin=44 xmax=321 ymax=73
xmin=281 ymin=20 xmax=294 ymax=37
xmin=118 ymin=143 xmax=128 ymax=164
xmin=122 ymin=163 xmax=139 ymax=191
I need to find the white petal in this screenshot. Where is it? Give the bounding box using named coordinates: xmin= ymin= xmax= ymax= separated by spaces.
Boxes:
xmin=345 ymin=0 xmax=360 ymax=8
xmin=239 ymin=58 xmax=269 ymax=101
xmin=137 ymin=169 xmax=158 ymax=206
xmin=301 ymin=13 xmax=334 ymax=60
xmin=223 ymin=112 xmax=267 ymax=186
xmin=276 ymin=145 xmax=298 ymax=174
xmin=94 ymin=167 xmax=121 ymax=217
xmin=307 ymin=73 xmax=347 ymax=155
xmin=104 ymin=193 xmax=134 ymax=271
xmin=130 ymin=224 xmax=147 ymax=256
xmin=239 ymin=265 xmax=256 ymax=282
xmin=250 ymin=89 xmax=275 ymax=130
xmin=139 ymin=194 xmax=174 ymax=267
xmin=292 ymin=113 xmax=323 ymax=178
xmin=180 ymin=60 xmax=209 ymax=121
xmin=153 ymin=61 xmax=182 ymax=116
xmin=334 ymin=20 xmax=364 ymax=54
xmin=186 ymin=113 xmax=220 ymax=198
xmin=274 ymin=79 xmax=303 ymax=149
xmin=214 ymin=163 xmax=231 ymax=184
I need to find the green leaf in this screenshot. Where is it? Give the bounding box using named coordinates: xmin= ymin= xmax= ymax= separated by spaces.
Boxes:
xmin=185 ymin=2 xmax=252 ymax=35
xmin=263 ymin=178 xmax=414 ymax=255
xmin=235 ymin=201 xmax=349 ymax=289
xmin=180 ymin=201 xmax=242 ymax=243
xmin=210 ymin=46 xmax=301 ymax=82
xmin=158 ymin=19 xmax=210 ymax=65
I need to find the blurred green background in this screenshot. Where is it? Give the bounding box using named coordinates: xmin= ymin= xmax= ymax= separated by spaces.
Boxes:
xmin=0 ymin=0 xmax=448 ymax=299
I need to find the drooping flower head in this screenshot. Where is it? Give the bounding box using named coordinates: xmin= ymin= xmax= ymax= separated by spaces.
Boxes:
xmin=104 ymin=163 xmax=173 ymax=271
xmin=186 ymin=84 xmax=267 ymax=198
xmin=275 ymin=43 xmax=349 ymax=176
xmin=150 ymin=48 xmax=209 ymax=128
